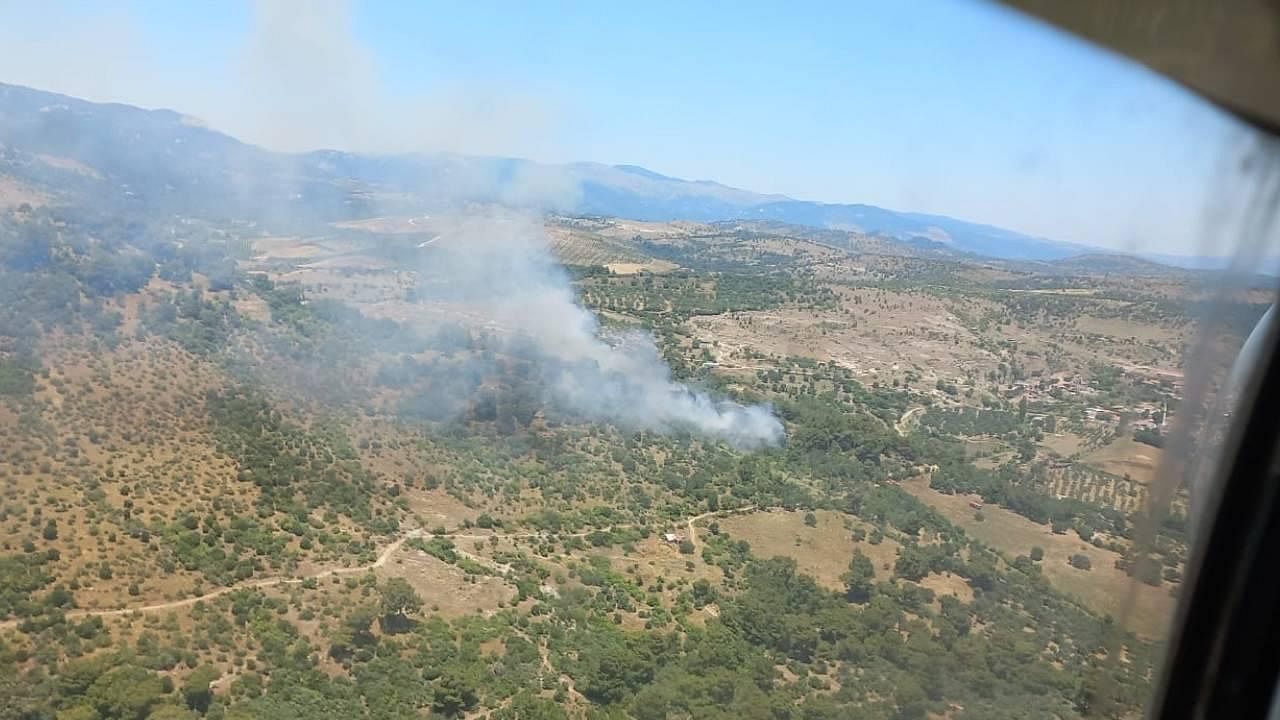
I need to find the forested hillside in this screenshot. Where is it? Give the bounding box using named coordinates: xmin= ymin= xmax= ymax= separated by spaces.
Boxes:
xmin=0 ymin=85 xmax=1242 ymax=720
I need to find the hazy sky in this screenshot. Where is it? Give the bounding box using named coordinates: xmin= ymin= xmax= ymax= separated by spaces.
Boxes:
xmin=0 ymin=0 xmax=1257 ymax=255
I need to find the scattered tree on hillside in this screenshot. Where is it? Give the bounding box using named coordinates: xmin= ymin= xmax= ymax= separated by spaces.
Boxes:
xmin=379 ymin=577 xmax=424 ymax=633
xmin=843 ymin=549 xmax=876 ymax=604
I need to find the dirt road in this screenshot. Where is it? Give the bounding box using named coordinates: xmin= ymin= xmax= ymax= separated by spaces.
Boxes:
xmin=0 ymin=529 xmax=426 ymax=631
xmin=1 ymin=509 xmax=760 ymax=630
xmin=896 ymin=406 xmax=925 ymax=436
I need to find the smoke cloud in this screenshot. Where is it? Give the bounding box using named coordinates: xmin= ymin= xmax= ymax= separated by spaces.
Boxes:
xmin=412 ymin=211 xmax=784 ymax=449
xmin=229 ymin=1 xmax=784 ymax=448
xmin=0 ymin=0 xmax=785 ymax=448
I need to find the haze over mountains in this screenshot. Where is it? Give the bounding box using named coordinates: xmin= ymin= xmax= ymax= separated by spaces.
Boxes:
xmin=0 ymin=81 xmax=1225 ymax=267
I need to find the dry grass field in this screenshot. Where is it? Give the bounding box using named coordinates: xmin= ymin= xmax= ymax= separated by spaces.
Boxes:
xmin=714 ymin=510 xmax=901 ymax=590
xmin=376 ymin=545 xmax=512 ymax=618
xmin=690 ymin=292 xmax=997 ymax=384
xmin=1040 ymin=431 xmax=1088 ymax=458
xmin=0 ymin=176 xmax=48 ymax=207
xmin=1081 ymin=435 xmax=1165 ymax=486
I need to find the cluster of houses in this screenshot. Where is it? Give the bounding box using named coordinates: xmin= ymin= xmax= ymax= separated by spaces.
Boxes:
xmin=1005 ymin=373 xmax=1099 ymax=404
xmin=1004 ymin=371 xmax=1172 ymax=433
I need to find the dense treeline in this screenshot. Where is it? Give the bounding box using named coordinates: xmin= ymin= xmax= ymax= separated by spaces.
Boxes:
xmin=1133 ymin=428 xmax=1164 ymax=448
xmin=780 ymin=396 xmax=914 ymax=484
xmin=580 ymin=269 xmax=837 ymax=321
xmin=206 ymin=387 xmax=392 ymax=533
xmin=920 ymin=406 xmax=1021 ymax=436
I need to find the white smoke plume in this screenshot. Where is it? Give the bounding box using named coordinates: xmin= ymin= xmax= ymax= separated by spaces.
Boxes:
xmin=414 ymin=212 xmax=785 ymax=449
xmin=0 ymin=0 xmax=785 ymax=448
xmin=229 ymin=2 xmax=784 ymax=448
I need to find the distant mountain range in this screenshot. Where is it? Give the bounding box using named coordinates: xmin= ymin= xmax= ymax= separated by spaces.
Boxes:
xmin=0 ymin=81 xmax=1253 ymax=269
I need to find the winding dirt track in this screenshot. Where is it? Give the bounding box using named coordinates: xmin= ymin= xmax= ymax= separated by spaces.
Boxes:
xmin=0 ymin=529 xmax=427 ymax=630
xmin=0 ymin=508 xmax=754 ymax=630
xmin=895 ymin=406 xmax=925 ymax=436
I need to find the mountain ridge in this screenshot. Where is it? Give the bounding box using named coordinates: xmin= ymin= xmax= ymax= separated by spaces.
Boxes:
xmin=0 ymin=80 xmax=1234 ymax=268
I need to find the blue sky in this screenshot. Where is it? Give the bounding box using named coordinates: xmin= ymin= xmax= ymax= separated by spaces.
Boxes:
xmin=0 ymin=0 xmax=1254 ymax=255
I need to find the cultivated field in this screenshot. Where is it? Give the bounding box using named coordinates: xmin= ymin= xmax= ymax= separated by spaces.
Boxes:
xmin=901 ymin=477 xmax=1176 ymax=637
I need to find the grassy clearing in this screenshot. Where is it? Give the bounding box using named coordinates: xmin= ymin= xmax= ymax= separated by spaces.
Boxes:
xmin=604 ymin=261 xmax=677 ymax=275
xmin=963 ymin=438 xmax=1007 ymax=459
xmin=546 ymin=225 xmax=653 ymax=267
xmin=596 ymin=536 xmax=722 ymax=584
xmin=1040 ymin=431 xmax=1088 ymax=457
xmin=378 ymin=545 xmax=511 ymax=618
xmin=715 ymin=510 xmax=900 ymax=590
xmin=918 ymin=571 xmax=974 ymax=604
xmin=1074 ymin=315 xmax=1184 ymax=344
xmin=1081 ymin=435 xmax=1164 ymax=486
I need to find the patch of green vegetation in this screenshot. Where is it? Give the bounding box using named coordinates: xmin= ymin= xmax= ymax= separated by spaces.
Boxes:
xmin=0 ymin=352 xmax=37 ymax=397
xmin=580 ymin=269 xmax=837 ymax=321
xmin=206 ymin=386 xmax=392 ymax=534
xmin=0 ymin=550 xmax=59 ymax=619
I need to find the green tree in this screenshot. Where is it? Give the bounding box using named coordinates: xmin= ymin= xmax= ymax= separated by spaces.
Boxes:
xmin=842 ymin=549 xmax=875 ymax=603
xmin=690 ymin=578 xmax=717 ymax=607
xmin=146 ymin=706 xmax=198 ymax=720
xmin=431 ymin=673 xmax=478 ymax=717
xmin=491 ymin=691 xmax=566 ymax=719
xmin=330 ymin=606 xmax=377 ymax=659
xmin=893 ymin=676 xmax=928 ymax=720
xmin=894 ymin=545 xmax=930 ymax=582
xmin=1030 ymin=546 xmax=1045 ymax=562
xmin=181 ymin=666 xmax=219 ymax=713
xmin=803 ymin=512 xmax=817 ymax=527
xmin=379 ymin=577 xmax=423 ymax=633
xmin=86 ymin=665 xmax=166 ymax=720
xmin=938 ymin=594 xmax=970 ymax=637
xmin=56 ymin=656 xmax=111 ymax=698
xmin=1133 ymin=556 xmax=1164 ymax=586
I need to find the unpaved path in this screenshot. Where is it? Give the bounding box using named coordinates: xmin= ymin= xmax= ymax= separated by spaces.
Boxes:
xmin=896 ymin=406 xmax=925 ymax=436
xmin=685 ymin=510 xmax=719 ymax=553
xmin=684 ymin=506 xmax=760 ymax=553
xmin=0 ymin=509 xmax=759 ymax=630
xmin=0 ymin=529 xmax=426 ymax=630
